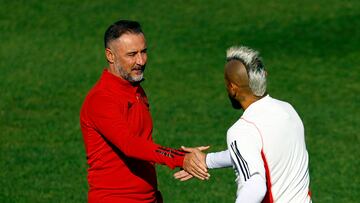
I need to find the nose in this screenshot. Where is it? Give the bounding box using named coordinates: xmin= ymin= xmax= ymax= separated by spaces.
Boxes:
xmin=136 ymin=53 xmax=147 ymax=66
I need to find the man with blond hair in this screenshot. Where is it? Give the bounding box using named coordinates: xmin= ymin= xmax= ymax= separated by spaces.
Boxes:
xmin=176 ymin=46 xmax=312 ymax=203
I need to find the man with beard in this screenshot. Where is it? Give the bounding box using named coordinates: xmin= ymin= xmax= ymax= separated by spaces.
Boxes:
xmin=175 ymin=46 xmax=312 ymax=203
xmin=80 ymin=20 xmax=209 ymax=203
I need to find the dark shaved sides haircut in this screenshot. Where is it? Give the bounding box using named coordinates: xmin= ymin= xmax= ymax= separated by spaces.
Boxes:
xmin=226 ymin=46 xmax=267 ymax=96
xmin=104 ymin=20 xmax=143 ymax=48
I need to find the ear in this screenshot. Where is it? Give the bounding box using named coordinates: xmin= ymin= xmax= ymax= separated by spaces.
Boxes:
xmin=229 ymin=82 xmax=238 ymax=91
xmin=105 ymin=48 xmax=115 ymax=64
xmin=228 ymin=82 xmax=239 ymax=95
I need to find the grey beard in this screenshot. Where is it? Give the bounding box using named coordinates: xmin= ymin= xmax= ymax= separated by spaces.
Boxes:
xmin=116 ymin=65 xmax=144 ymax=83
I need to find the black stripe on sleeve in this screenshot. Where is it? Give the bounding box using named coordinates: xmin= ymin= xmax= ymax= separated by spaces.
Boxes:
xmin=158 ymin=147 xmax=185 ymax=156
xmin=155 ymin=149 xmax=174 ymax=158
xmin=234 ymin=141 xmax=250 ymax=179
xmin=230 ymin=142 xmax=248 ymax=181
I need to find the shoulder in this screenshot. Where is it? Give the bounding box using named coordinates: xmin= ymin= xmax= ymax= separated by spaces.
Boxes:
xmin=227 ymin=118 xmax=261 ymax=143
xmin=270 ymin=97 xmax=302 ymax=121
xmin=85 ymin=90 xmax=128 ymax=116
xmin=267 ymin=96 xmax=296 ymax=112
xmin=226 ymin=118 xmax=263 ymax=153
xmin=228 ymin=118 xmax=258 ymax=132
xmin=87 ymin=90 xmax=114 ymax=105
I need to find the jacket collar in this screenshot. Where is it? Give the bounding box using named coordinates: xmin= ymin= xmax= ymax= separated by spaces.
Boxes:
xmin=101 ymin=69 xmax=139 ymax=94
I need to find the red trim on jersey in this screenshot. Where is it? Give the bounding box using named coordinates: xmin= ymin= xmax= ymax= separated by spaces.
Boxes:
xmin=261 ymin=150 xmax=274 ymax=203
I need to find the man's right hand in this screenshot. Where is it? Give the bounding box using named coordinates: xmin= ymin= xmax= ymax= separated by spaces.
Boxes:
xmin=182 ymin=146 xmax=210 ymax=180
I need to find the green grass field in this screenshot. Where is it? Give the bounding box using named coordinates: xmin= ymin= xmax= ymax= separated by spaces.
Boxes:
xmin=1 ymin=0 xmax=359 ymax=202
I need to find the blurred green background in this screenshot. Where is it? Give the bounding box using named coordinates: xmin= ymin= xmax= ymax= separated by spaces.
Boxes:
xmin=0 ymin=0 xmax=359 ymax=202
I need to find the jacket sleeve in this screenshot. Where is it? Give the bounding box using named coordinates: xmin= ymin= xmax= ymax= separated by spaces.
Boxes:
xmin=87 ymin=92 xmax=184 ymax=169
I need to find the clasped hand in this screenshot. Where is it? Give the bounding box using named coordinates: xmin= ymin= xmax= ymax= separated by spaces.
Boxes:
xmin=175 ymin=146 xmax=210 ymax=181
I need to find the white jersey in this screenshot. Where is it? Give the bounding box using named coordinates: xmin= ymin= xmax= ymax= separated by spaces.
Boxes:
xmin=207 ymin=95 xmax=311 ymax=203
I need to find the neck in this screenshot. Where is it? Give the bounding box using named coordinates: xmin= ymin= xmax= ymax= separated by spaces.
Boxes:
xmin=240 ymin=94 xmax=264 ymax=110
xmin=108 ymin=65 xmax=121 ymax=78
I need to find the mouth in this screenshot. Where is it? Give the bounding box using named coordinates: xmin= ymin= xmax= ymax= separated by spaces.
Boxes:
xmin=131 ymin=69 xmax=143 ymax=75
xmin=131 ymin=67 xmax=144 ymax=75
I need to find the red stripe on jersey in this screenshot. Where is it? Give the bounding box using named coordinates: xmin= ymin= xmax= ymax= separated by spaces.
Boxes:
xmin=261 ymin=150 xmax=274 ymax=203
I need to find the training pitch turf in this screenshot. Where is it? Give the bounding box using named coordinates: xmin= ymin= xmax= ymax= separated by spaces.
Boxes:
xmin=0 ymin=0 xmax=359 ymax=202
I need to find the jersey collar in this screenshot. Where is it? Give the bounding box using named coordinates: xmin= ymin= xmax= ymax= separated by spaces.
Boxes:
xmin=243 ymin=94 xmax=271 ymax=116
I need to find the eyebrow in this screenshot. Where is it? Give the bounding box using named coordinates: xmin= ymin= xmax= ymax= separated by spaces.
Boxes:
xmin=127 ymin=48 xmax=147 ymax=55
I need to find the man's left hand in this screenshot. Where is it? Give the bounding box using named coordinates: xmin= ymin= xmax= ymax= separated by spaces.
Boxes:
xmin=174 ymin=170 xmax=193 ymax=181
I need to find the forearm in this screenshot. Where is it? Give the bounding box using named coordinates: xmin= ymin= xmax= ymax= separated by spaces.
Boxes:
xmin=114 ymin=135 xmax=185 ymax=169
xmin=235 ymin=174 xmax=266 ymax=203
xmin=206 ymin=150 xmax=232 ymax=169
xmin=88 ymin=96 xmax=185 ymax=169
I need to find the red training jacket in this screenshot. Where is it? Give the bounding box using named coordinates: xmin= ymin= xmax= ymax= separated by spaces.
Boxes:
xmin=80 ymin=69 xmax=185 ymax=203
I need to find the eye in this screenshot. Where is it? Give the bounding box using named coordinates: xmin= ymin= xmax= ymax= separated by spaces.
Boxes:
xmin=127 ymin=52 xmax=137 ymax=57
xmin=141 ymin=48 xmax=147 ymax=53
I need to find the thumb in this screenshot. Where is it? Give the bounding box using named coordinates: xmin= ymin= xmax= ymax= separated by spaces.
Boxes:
xmin=197 ymin=146 xmax=210 ymax=151
xmin=181 ymin=146 xmax=194 ymax=152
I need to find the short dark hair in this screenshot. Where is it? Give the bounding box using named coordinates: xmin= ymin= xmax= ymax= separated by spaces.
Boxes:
xmin=104 ymin=20 xmax=143 ymax=48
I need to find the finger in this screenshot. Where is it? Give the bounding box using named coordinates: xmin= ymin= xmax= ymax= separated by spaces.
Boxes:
xmin=173 ymin=173 xmax=182 ymax=179
xmin=174 ymin=170 xmax=193 ymax=181
xmin=193 ymin=152 xmax=208 ymax=172
xmin=189 ymin=159 xmax=210 ymax=179
xmin=186 ymin=161 xmax=209 ymax=180
xmin=190 ymin=170 xmax=209 ymax=180
xmin=180 ymin=174 xmax=193 ymax=181
xmin=191 ymin=152 xmax=208 ymax=173
xmin=177 ymin=170 xmax=189 ymax=177
xmin=187 ymin=160 xmax=206 ymax=179
xmin=174 ymin=170 xmax=189 ymax=179
xmin=181 ymin=146 xmax=195 ymax=152
xmin=189 ymin=169 xmax=205 ymax=180
xmin=182 ymin=154 xmax=208 ymax=179
xmin=197 ymin=146 xmax=210 ymax=151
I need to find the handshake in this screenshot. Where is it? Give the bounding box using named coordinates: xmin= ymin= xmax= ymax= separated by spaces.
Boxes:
xmin=175 ymin=146 xmax=210 ymax=181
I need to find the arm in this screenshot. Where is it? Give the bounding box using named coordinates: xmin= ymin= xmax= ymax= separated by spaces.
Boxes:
xmin=206 ymin=149 xmax=232 ymax=169
xmin=235 ymin=174 xmax=266 ymax=203
xmin=87 ymin=92 xmax=184 ymax=169
xmin=174 ymin=148 xmax=231 ymax=181
xmin=227 ymin=122 xmax=267 ymax=202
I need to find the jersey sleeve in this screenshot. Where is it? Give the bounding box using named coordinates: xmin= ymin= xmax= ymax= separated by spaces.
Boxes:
xmin=235 ymin=174 xmax=266 ymax=203
xmin=86 ymin=92 xmax=184 ymax=169
xmin=206 ymin=150 xmax=232 ymax=169
xmin=226 ymin=119 xmax=266 ymax=189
